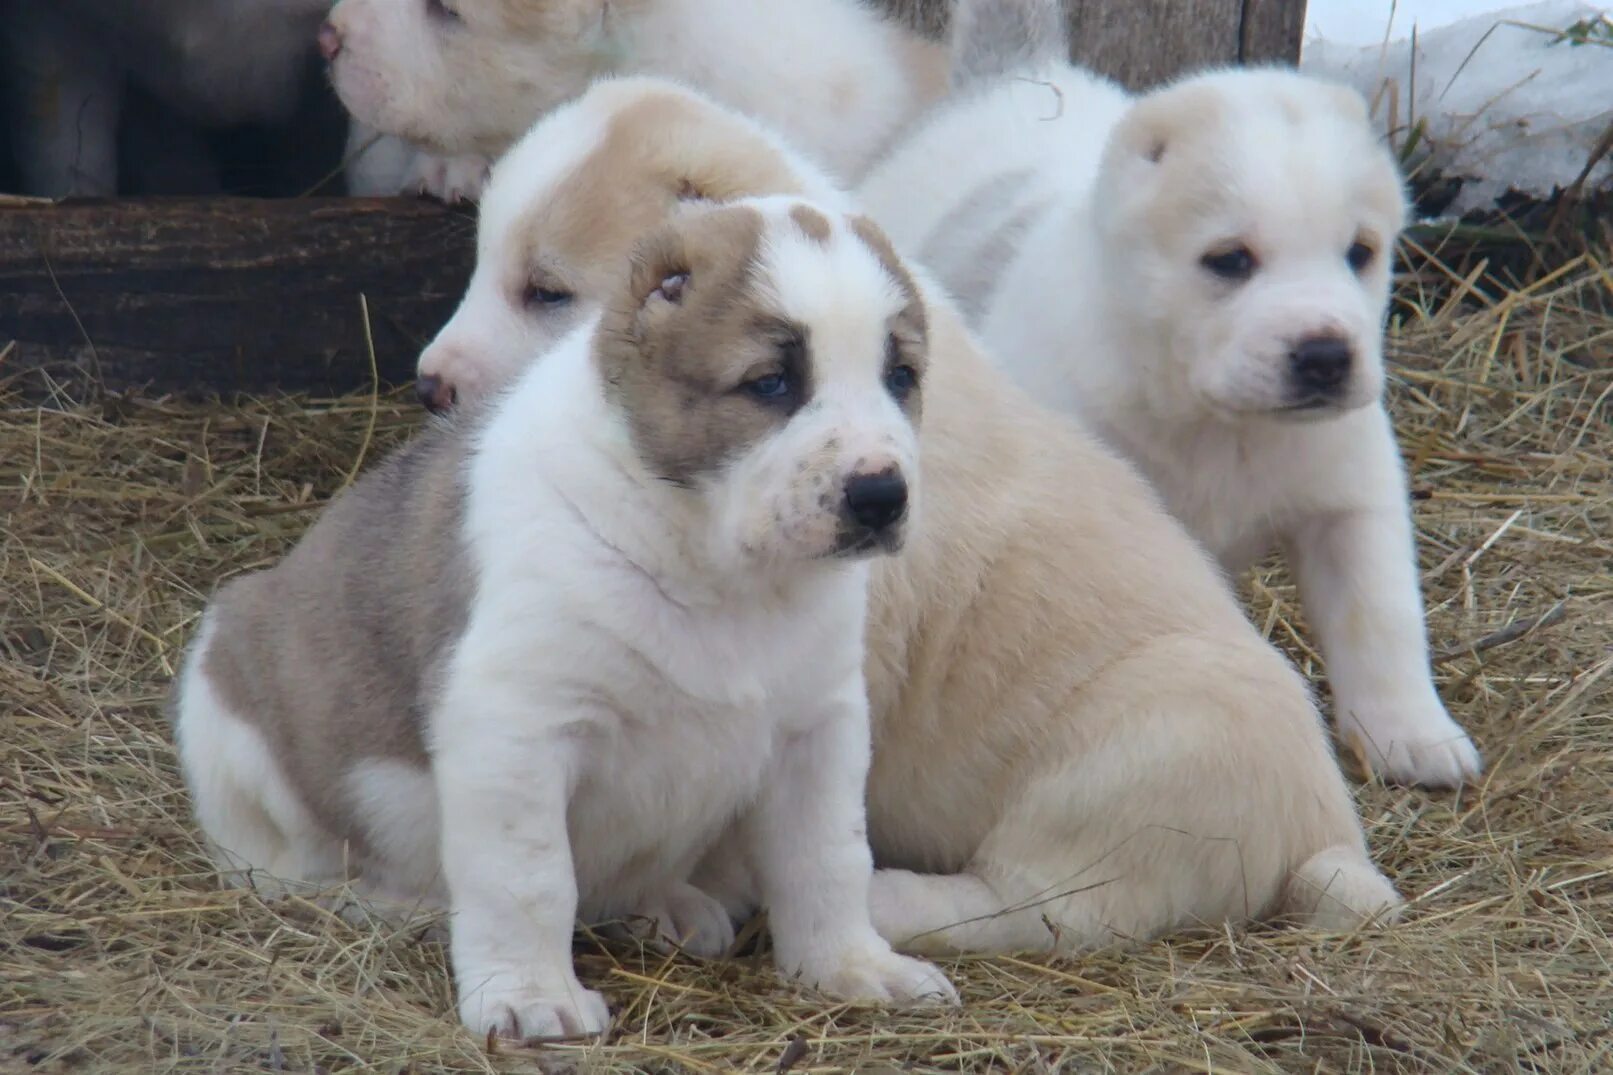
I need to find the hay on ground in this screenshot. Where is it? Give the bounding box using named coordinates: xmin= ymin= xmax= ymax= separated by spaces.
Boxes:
xmin=2 ymin=242 xmax=1610 ymax=1073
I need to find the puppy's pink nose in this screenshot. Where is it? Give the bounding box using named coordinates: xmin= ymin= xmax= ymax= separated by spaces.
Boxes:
xmin=317 ymin=22 xmax=343 ymax=61
xmin=416 ymin=373 xmax=457 ymax=414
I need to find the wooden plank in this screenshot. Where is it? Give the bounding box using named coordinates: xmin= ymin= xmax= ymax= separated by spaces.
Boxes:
xmin=1241 ymin=0 xmax=1308 ymax=66
xmin=880 ymin=0 xmax=1307 ymax=89
xmin=0 ymin=197 xmax=475 ymax=398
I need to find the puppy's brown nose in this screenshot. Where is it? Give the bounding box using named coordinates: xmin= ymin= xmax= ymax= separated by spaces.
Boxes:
xmin=844 ymin=469 xmax=908 ymax=532
xmin=416 ymin=373 xmax=457 ymax=414
xmin=317 ymin=22 xmax=343 ymax=61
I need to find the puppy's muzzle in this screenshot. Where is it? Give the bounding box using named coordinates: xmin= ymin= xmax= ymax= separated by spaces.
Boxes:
xmin=835 ymin=468 xmax=909 ymax=555
xmin=416 ymin=374 xmax=457 ymax=414
xmin=1287 ymin=335 xmax=1353 ymax=406
xmin=317 ymin=22 xmax=343 ymax=62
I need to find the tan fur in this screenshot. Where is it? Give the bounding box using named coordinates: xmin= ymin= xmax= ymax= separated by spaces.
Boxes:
xmin=789 ymin=204 xmax=833 ymax=245
xmin=429 ymin=83 xmax=1403 ymax=951
xmin=503 ymin=90 xmax=813 ymax=313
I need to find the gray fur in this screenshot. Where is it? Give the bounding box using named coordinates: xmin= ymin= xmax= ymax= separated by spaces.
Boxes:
xmin=949 ymin=0 xmax=1068 ymax=89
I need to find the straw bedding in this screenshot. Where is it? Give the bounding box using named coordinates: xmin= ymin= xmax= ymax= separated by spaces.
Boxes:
xmin=2 ymin=238 xmax=1609 ymax=1073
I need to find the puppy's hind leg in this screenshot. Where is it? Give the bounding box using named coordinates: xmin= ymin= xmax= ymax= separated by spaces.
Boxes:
xmin=174 ymin=663 xmax=346 ymax=898
xmin=872 ymin=634 xmax=1400 ymax=956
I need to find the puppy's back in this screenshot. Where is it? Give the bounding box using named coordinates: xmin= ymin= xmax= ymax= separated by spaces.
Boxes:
xmin=185 ymin=425 xmax=476 ymax=851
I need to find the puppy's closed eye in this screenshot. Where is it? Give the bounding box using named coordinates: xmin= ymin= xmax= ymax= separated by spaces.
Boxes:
xmin=425 ymin=0 xmax=462 ymax=24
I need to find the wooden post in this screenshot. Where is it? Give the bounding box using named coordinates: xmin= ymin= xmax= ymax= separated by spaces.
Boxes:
xmin=882 ymin=0 xmax=1307 ymax=90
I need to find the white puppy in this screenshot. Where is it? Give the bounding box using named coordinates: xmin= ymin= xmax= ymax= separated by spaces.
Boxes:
xmin=173 ymin=198 xmax=957 ymax=1038
xmin=0 ymin=0 xmax=329 ymax=197
xmin=413 ymin=78 xmax=1403 ymax=958
xmin=857 ymin=3 xmax=1482 ymax=788
xmin=317 ymin=0 xmax=946 ymax=191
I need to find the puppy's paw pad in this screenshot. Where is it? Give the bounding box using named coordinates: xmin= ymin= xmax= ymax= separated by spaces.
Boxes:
xmin=1343 ymin=704 xmax=1482 ymax=788
xmin=804 ymin=946 xmax=960 ymax=1007
xmin=458 ymin=979 xmax=610 ymax=1041
xmin=630 ymin=881 xmax=736 ymax=958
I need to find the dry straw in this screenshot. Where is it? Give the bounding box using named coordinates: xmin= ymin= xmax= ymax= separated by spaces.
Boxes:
xmin=2 ymin=231 xmax=1609 ymax=1073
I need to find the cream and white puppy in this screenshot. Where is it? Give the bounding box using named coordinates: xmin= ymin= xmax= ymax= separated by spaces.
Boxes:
xmin=173 ymin=198 xmax=957 ymax=1038
xmin=317 ymin=0 xmax=946 ymax=195
xmin=857 ymin=4 xmax=1482 ymax=788
xmin=0 ymin=0 xmax=329 ymax=197
xmin=415 ymin=78 xmax=1404 ymax=958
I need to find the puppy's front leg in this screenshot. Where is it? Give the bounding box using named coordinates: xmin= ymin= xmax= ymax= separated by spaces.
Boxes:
xmin=750 ymin=682 xmax=958 ymax=1006
xmin=1284 ymin=481 xmax=1482 ymax=788
xmin=435 ymin=700 xmax=608 ymax=1040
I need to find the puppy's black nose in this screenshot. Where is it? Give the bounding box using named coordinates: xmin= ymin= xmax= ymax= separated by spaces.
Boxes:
xmin=844 ymin=470 xmax=908 ymax=532
xmin=416 ymin=373 xmax=456 ymax=414
xmin=1289 ymin=336 xmax=1353 ymax=394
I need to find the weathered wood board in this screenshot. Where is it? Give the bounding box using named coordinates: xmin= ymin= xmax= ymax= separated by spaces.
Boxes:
xmin=886 ymin=0 xmax=1307 ymax=90
xmin=0 ymin=197 xmax=475 ymax=397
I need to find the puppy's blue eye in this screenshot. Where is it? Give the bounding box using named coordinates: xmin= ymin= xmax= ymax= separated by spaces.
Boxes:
xmin=1200 ymin=246 xmax=1256 ymax=282
xmin=425 ymin=0 xmax=462 ymax=22
xmin=1346 ymin=241 xmax=1376 ymax=273
xmin=885 ymin=364 xmax=918 ymax=401
xmin=745 ymin=373 xmax=790 ymax=400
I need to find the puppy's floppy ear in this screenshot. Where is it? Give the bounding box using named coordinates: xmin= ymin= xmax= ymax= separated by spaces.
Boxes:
xmin=649 ymin=105 xmax=810 ymax=205
xmin=626 ymin=226 xmax=691 ymax=310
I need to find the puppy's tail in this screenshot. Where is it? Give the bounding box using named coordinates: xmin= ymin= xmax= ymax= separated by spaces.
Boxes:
xmin=949 ymin=0 xmax=1068 ymax=89
xmin=1282 ymin=845 xmax=1403 ymax=930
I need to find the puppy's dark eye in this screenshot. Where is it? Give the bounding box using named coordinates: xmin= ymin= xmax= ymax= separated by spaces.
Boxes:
xmin=522 ymin=282 xmax=573 ymax=310
xmin=1346 ymin=241 xmax=1376 ymax=273
xmin=425 ymin=0 xmax=462 ymax=22
xmin=1200 ymin=245 xmax=1257 ymax=282
xmin=744 ymin=373 xmax=791 ymax=400
xmin=884 ymin=363 xmax=918 ymax=402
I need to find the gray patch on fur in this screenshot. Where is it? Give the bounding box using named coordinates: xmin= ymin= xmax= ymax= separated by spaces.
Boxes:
xmin=919 ymin=168 xmax=1047 ymax=320
xmin=949 ymin=0 xmax=1067 ymax=89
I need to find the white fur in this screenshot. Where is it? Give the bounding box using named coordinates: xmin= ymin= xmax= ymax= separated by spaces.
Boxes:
xmin=0 ymin=0 xmax=328 ymax=197
xmin=862 ymin=59 xmax=1482 ymax=788
xmin=176 ymin=201 xmax=955 ymax=1038
xmin=342 ymin=119 xmax=490 ymax=201
xmin=322 ymin=0 xmax=940 ymax=184
xmin=416 ymin=79 xmax=856 ymax=400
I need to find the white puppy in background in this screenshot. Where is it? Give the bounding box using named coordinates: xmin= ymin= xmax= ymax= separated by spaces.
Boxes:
xmin=412 ymin=78 xmax=1404 ymax=958
xmin=173 ymin=197 xmax=956 ymax=1037
xmin=858 ymin=0 xmax=1482 ymax=788
xmin=0 ymin=0 xmax=330 ymax=197
xmin=316 ymin=0 xmax=947 ymax=195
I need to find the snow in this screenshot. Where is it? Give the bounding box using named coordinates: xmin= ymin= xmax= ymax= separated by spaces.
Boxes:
xmin=1300 ymin=2 xmax=1613 ymax=216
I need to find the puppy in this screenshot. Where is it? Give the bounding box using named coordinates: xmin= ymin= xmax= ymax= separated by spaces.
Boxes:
xmin=858 ymin=1 xmax=1482 ymax=788
xmin=173 ymin=198 xmax=958 ymax=1037
xmin=0 ymin=0 xmax=329 ymax=197
xmin=415 ymin=78 xmax=1403 ymax=957
xmin=317 ymin=0 xmax=946 ymax=186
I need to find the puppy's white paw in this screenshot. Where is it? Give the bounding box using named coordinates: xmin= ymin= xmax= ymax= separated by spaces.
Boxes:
xmin=408 ymin=151 xmax=490 ymax=204
xmin=796 ymin=942 xmax=960 ymax=1007
xmin=1338 ymin=698 xmax=1482 ymax=788
xmin=456 ymin=969 xmax=610 ymax=1041
xmin=627 ymin=881 xmax=736 ymax=958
